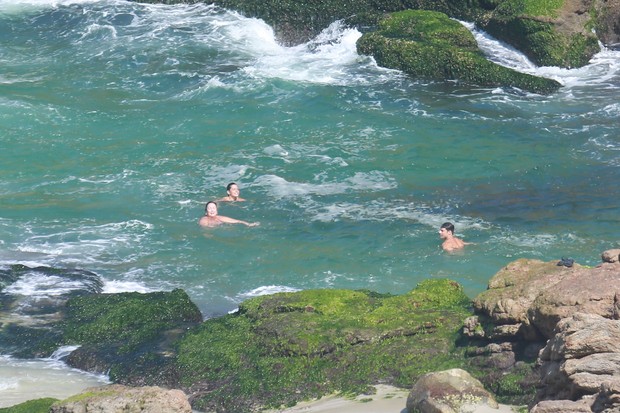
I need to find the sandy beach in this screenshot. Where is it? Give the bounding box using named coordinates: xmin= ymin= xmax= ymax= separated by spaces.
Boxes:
xmin=268 ymin=385 xmax=521 ymax=413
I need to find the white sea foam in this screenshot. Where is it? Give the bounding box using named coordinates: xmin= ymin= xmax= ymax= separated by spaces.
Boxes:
xmin=4 ymin=219 xmax=154 ymax=270
xmin=253 ymin=172 xmax=396 ymax=199
xmin=461 ymin=20 xmax=620 ymax=88
xmin=102 ymin=279 xmax=154 ymax=293
xmin=307 ymin=199 xmax=490 ymax=234
xmin=240 ymin=21 xmax=366 ymax=85
xmin=460 ymin=21 xmax=538 ymax=72
xmin=48 ymin=345 xmax=81 ymax=360
xmin=237 ymin=285 xmax=300 ymax=299
xmin=263 ymin=144 xmax=289 ymax=157
xmin=4 ymin=273 xmax=89 ymax=296
xmin=0 ymin=0 xmax=99 ymax=15
xmin=494 ymin=233 xmax=558 ymax=248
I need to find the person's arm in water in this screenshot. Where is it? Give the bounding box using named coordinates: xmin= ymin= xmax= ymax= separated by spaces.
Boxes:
xmin=218 ymin=215 xmax=259 ymax=227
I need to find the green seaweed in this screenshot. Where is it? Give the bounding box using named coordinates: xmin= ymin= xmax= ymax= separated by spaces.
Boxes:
xmin=62 ymin=289 xmax=202 ymax=354
xmin=175 ymin=279 xmax=473 ymax=412
xmin=0 ymin=398 xmax=58 ymax=413
xmin=356 ymin=10 xmax=561 ymax=94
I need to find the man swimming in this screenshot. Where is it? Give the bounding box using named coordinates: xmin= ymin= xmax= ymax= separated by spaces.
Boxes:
xmin=439 ymin=222 xmax=467 ymax=251
xmin=216 ymin=182 xmax=246 ymax=202
xmin=199 ymin=201 xmax=259 ymax=227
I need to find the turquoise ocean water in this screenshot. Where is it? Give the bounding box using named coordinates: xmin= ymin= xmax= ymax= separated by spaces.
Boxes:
xmin=0 ymin=0 xmax=619 ymax=404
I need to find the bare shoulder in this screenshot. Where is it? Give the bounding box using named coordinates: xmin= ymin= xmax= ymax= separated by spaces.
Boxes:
xmin=216 ymin=196 xmax=246 ymax=202
xmin=199 ymin=216 xmax=221 ymax=227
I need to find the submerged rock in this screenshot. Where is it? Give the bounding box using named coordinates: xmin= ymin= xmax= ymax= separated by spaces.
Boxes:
xmin=0 ymin=265 xmax=103 ymax=357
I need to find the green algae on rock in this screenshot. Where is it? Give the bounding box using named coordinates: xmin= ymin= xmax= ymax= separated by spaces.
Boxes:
xmin=479 ymin=0 xmax=600 ymax=68
xmin=175 ymin=279 xmax=473 ymax=412
xmin=59 ymin=289 xmax=203 ymax=381
xmin=62 ymin=289 xmax=203 ymax=354
xmin=0 ymin=398 xmax=58 ymax=413
xmin=356 ymin=10 xmax=562 ymax=94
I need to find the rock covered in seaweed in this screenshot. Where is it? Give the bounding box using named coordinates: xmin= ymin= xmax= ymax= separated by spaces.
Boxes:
xmin=479 ymin=0 xmax=602 ymax=68
xmin=173 ymin=279 xmax=473 ymax=412
xmin=356 ymin=10 xmax=562 ymax=94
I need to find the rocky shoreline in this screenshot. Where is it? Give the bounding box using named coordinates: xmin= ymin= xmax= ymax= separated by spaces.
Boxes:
xmin=1 ymin=249 xmax=619 ymax=412
xmin=134 ymin=0 xmax=620 ymax=94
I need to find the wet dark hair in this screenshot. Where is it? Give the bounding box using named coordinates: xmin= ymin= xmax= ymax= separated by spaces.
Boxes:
xmin=226 ymin=182 xmax=237 ymax=191
xmin=205 ymin=201 xmax=217 ymax=212
xmin=440 ymin=222 xmax=455 ymax=234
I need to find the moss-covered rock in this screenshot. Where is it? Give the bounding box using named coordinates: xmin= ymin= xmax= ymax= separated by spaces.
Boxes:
xmin=134 ymin=0 xmax=618 ymax=69
xmin=0 ymin=398 xmax=58 ymax=413
xmin=356 ymin=10 xmax=561 ymax=94
xmin=60 ymin=289 xmax=203 ymax=382
xmin=479 ymin=0 xmax=600 ymax=68
xmin=173 ymin=279 xmax=474 ymax=412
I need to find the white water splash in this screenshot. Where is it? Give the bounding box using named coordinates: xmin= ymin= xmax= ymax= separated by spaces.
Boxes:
xmin=238 ymin=285 xmax=301 ymax=299
xmin=460 ymin=20 xmax=620 ymax=88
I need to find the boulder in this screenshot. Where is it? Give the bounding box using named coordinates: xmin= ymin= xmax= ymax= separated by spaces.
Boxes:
xmin=473 ymin=258 xmax=620 ymax=340
xmin=478 ymin=0 xmax=601 ymax=68
xmin=602 ymin=249 xmax=620 ymax=263
xmin=530 ymin=398 xmax=594 ymax=412
xmin=356 ymin=10 xmax=561 ymax=94
xmin=535 ymin=313 xmax=620 ymax=408
xmin=61 ymin=288 xmax=204 ymax=384
xmin=50 ymin=384 xmax=192 ymax=413
xmin=406 ymin=368 xmax=499 ymax=413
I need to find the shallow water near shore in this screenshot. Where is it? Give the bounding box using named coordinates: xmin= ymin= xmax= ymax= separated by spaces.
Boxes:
xmin=0 ymin=351 xmax=109 ymax=408
xmin=0 ymin=0 xmax=619 ymax=406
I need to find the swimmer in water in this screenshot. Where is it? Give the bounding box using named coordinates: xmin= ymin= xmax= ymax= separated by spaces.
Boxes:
xmin=439 ymin=222 xmax=468 ymax=251
xmin=216 ymin=182 xmax=246 ymax=202
xmin=199 ymin=201 xmax=259 ymax=228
